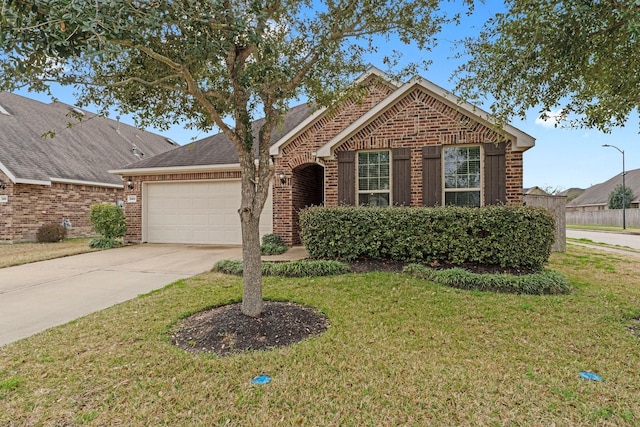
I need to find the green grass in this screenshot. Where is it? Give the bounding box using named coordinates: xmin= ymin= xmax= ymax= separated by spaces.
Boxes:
xmin=1 ymin=246 xmax=639 ymax=425
xmin=567 ymin=224 xmax=640 ymax=234
xmin=0 ymin=238 xmax=99 ymax=268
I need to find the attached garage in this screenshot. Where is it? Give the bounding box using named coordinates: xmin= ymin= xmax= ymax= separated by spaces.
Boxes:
xmin=143 ymin=180 xmax=273 ymax=245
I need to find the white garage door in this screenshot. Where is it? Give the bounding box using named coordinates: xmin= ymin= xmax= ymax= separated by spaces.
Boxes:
xmin=144 ymin=180 xmax=273 ymax=245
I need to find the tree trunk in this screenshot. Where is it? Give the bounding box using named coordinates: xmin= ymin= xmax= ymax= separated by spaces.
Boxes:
xmin=238 ymin=146 xmax=268 ymax=318
xmin=240 ymin=210 xmax=263 ymax=317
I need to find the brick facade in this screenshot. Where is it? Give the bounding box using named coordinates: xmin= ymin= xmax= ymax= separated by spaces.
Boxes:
xmin=273 ymin=81 xmax=525 ymax=245
xmin=0 ymin=169 xmax=123 ymax=242
xmin=116 ymin=74 xmax=530 ymax=247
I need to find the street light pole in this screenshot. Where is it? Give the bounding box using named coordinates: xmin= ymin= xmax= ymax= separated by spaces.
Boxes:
xmin=602 ymin=144 xmax=626 ymax=230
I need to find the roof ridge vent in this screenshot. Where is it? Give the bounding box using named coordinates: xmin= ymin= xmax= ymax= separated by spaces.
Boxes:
xmin=131 ymin=144 xmax=144 ymax=158
xmin=0 ymin=104 xmax=11 ymax=116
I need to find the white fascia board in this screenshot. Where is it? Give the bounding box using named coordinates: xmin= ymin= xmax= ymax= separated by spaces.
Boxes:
xmin=269 ymin=66 xmax=404 ymax=157
xmin=15 ymin=178 xmax=52 ymax=186
xmin=0 ymin=161 xmax=17 ymax=183
xmin=0 ymin=161 xmax=52 ymax=186
xmin=109 ymin=163 xmax=242 ymax=176
xmin=269 ymin=107 xmax=328 ymax=156
xmin=0 ymin=164 xmax=51 ymax=185
xmin=50 ymin=177 xmax=123 ymax=189
xmin=317 ymin=77 xmax=535 ymax=158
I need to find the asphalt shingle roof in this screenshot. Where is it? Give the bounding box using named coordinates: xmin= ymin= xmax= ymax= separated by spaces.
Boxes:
xmin=123 ymin=103 xmax=313 ymax=169
xmin=0 ymin=92 xmax=177 ymax=185
xmin=567 ymin=168 xmax=640 ymax=207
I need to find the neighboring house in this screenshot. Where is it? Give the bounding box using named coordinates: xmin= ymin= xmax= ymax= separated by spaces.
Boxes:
xmin=0 ymin=92 xmax=178 ymax=242
xmin=558 ymin=187 xmax=584 ymax=203
xmin=524 ymin=186 xmax=552 ymax=196
xmin=113 ymin=67 xmax=535 ymax=246
xmin=566 ymin=168 xmax=640 ymax=211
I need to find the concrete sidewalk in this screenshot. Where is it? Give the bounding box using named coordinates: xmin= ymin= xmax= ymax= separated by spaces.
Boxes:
xmin=0 ymin=244 xmax=242 ymax=347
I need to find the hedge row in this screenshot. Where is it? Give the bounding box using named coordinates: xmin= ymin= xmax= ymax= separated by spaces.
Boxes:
xmin=403 ymin=264 xmax=572 ymax=295
xmin=212 ymin=259 xmax=351 ymax=277
xmin=299 ymin=206 xmax=555 ymax=270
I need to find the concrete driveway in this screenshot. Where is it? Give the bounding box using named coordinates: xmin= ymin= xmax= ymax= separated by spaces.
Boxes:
xmin=0 ymin=244 xmax=242 ymax=347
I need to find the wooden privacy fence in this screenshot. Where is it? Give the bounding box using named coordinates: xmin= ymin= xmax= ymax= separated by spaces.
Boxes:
xmin=566 ymin=209 xmax=640 ymax=228
xmin=523 ymin=195 xmax=566 ymax=252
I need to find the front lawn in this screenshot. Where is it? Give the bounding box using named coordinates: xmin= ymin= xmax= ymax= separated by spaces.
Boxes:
xmin=1 ymin=245 xmax=639 ymax=425
xmin=0 ymin=238 xmax=98 ymax=268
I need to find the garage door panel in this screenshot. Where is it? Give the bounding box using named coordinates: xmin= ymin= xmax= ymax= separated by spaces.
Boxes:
xmin=145 ymin=180 xmax=272 ymax=245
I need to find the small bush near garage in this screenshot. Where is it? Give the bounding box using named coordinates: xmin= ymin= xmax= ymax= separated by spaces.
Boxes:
xmin=36 ymin=223 xmax=67 ymax=243
xmin=299 ymin=205 xmax=555 ymax=270
xmin=213 ymin=259 xmax=350 ymax=277
xmin=260 ymin=233 xmax=288 ymax=255
xmin=403 ymin=264 xmax=572 ymax=295
xmin=88 ymin=203 xmax=126 ymax=248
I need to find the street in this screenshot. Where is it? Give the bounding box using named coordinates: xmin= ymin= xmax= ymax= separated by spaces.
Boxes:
xmin=566 ymin=229 xmax=640 ymax=250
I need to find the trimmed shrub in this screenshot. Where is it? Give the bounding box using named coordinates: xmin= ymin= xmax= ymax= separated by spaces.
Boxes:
xmin=404 ymin=264 xmax=572 ymax=295
xmin=299 ymin=205 xmax=555 ymax=270
xmin=260 ymin=233 xmax=287 ymax=255
xmin=36 ymin=223 xmax=67 ymax=243
xmin=89 ymin=237 xmax=123 ymax=249
xmin=89 ymin=203 xmax=126 ymax=239
xmin=212 ymin=259 xmax=350 ymax=277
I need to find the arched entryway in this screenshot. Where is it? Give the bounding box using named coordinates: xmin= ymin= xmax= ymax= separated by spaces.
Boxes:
xmin=291 ymin=163 xmax=324 ymax=245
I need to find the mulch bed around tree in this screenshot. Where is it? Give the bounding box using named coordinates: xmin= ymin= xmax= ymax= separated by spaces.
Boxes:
xmin=171 ymin=259 xmax=538 ymax=356
xmin=171 ymin=301 xmax=329 ymax=356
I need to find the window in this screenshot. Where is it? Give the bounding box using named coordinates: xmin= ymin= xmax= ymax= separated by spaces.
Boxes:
xmin=357 ymin=151 xmax=390 ymax=206
xmin=443 ymin=146 xmax=481 ymax=207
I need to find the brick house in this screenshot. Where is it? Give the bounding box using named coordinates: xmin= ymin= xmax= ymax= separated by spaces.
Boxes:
xmin=114 ymin=68 xmax=535 ymax=246
xmin=0 ymin=92 xmax=178 ymax=242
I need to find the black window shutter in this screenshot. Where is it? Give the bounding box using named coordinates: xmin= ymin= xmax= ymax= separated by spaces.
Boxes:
xmin=422 ymin=145 xmax=442 ymax=206
xmin=337 ymin=151 xmax=356 ymax=205
xmin=392 ymin=147 xmax=411 ymax=206
xmin=484 ymin=142 xmax=506 ymax=205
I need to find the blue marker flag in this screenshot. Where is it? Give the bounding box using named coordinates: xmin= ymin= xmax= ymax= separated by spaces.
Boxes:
xmin=579 ymin=371 xmax=602 ymax=381
xmin=251 ymin=374 xmax=272 ymax=385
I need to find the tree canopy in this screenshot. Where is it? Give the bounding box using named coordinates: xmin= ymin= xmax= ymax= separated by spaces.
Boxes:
xmin=0 ymin=0 xmax=470 ymax=316
xmin=454 ymin=0 xmax=640 ymax=132
xmin=608 ymin=184 xmax=633 ymax=209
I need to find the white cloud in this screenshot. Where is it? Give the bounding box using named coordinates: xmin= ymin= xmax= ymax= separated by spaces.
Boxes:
xmin=535 ymin=109 xmax=564 ymax=128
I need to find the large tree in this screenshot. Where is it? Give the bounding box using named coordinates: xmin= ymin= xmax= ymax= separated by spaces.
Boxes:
xmin=454 ymin=0 xmax=640 ymax=132
xmin=0 ymin=0 xmax=469 ymax=317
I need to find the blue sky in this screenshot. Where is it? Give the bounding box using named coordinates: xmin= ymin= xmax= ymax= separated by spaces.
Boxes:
xmin=12 ymin=1 xmax=639 ymax=191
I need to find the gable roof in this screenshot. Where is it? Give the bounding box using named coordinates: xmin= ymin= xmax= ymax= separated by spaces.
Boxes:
xmin=269 ymin=66 xmax=402 ymax=157
xmin=114 ymin=103 xmax=313 ymax=175
xmin=316 ymin=76 xmax=535 ymax=158
xmin=112 ymin=67 xmax=535 ymax=175
xmin=567 ymin=168 xmax=640 ymax=207
xmin=0 ymin=92 xmax=177 ymax=187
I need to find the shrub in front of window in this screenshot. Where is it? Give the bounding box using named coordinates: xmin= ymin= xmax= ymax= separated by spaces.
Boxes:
xmin=88 ymin=203 xmax=126 ymax=248
xmin=36 ymin=223 xmax=68 ymax=243
xmin=299 ymin=205 xmax=555 ymax=270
